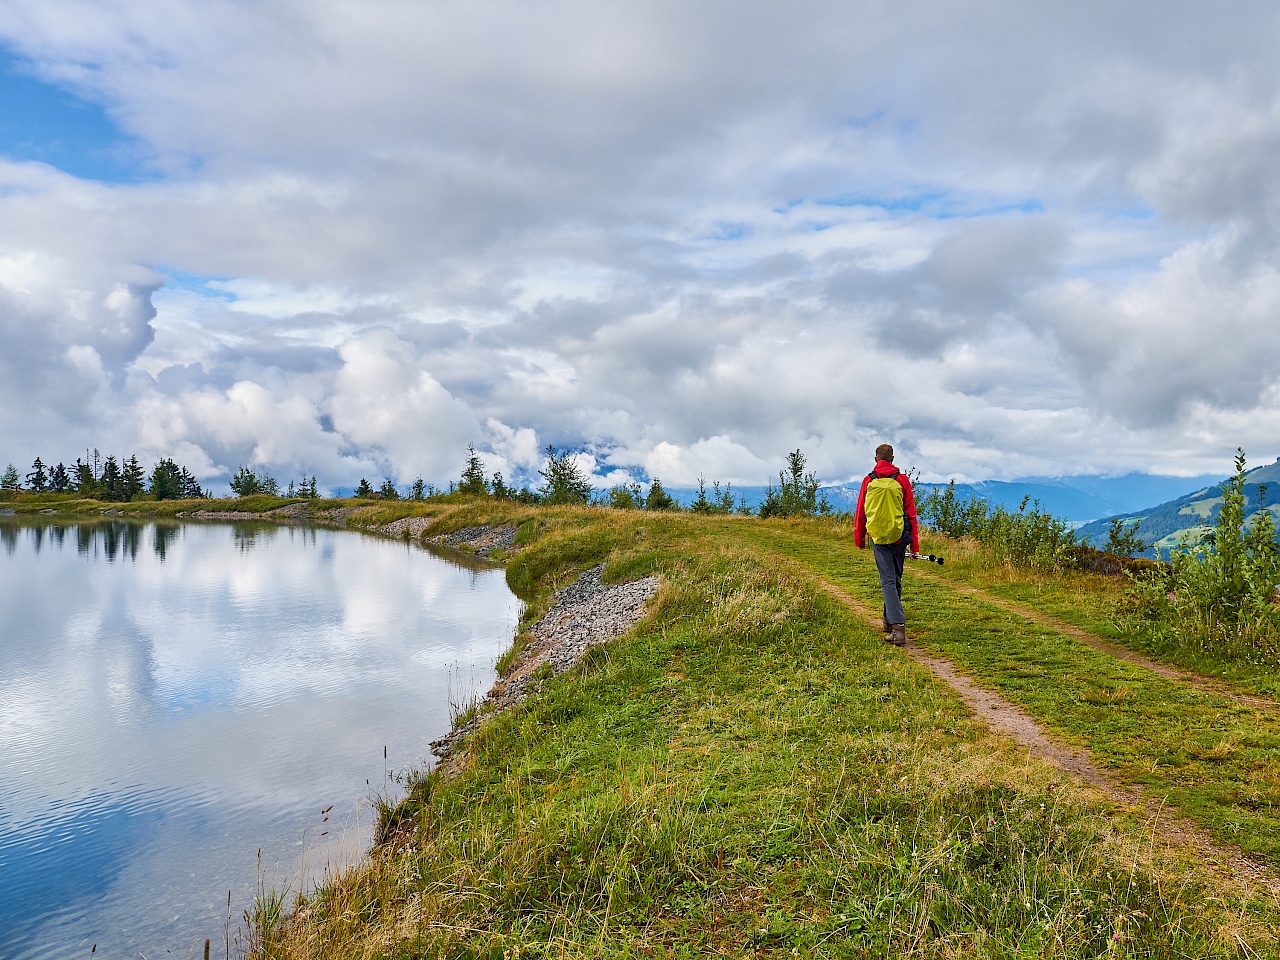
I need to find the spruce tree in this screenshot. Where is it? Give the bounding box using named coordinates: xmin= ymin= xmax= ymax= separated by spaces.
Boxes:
xmin=50 ymin=462 xmax=70 ymax=493
xmin=122 ymin=455 xmax=145 ymax=501
xmin=73 ymin=458 xmax=95 ymax=493
xmin=713 ymin=480 xmax=736 ymax=514
xmin=690 ymin=477 xmax=713 ymax=514
xmin=150 ymin=459 xmax=183 ymax=500
xmin=256 ymin=470 xmax=280 ymax=496
xmin=760 ymin=449 xmax=828 ymax=518
xmin=410 ymin=476 xmax=426 ymax=501
xmin=26 ymin=458 xmax=48 ymax=493
xmin=355 ymin=478 xmax=374 ymax=498
xmin=180 ymin=468 xmax=205 ymax=499
xmin=645 ymin=476 xmax=676 ymax=511
xmin=378 ymin=478 xmax=400 ymax=500
xmin=490 ymin=471 xmax=512 ymax=500
xmin=100 ymin=456 xmax=123 ymax=501
xmin=537 ymin=446 xmax=592 ymax=505
xmin=1 ymin=464 xmax=20 ymax=490
xmin=459 ymin=445 xmax=489 ymax=496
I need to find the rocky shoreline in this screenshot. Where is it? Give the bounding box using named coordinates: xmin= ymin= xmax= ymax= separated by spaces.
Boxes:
xmin=430 ymin=562 xmax=660 ymax=762
xmin=184 ymin=505 xmax=521 ymax=559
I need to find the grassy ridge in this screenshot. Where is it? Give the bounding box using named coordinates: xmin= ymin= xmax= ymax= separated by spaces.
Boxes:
xmin=9 ymin=497 xmax=1280 ymax=954
xmin=245 ymin=507 xmax=1278 ymax=958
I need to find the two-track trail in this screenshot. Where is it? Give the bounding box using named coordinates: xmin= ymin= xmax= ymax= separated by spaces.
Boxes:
xmin=735 ymin=523 xmax=1280 ymax=895
xmin=908 ymin=564 xmax=1280 ymax=716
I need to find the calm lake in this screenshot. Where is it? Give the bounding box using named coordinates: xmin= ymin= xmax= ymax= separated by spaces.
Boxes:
xmin=0 ymin=518 xmax=521 ymax=960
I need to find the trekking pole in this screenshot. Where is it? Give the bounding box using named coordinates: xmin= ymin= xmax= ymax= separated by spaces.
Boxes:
xmin=906 ymin=552 xmax=945 ymax=565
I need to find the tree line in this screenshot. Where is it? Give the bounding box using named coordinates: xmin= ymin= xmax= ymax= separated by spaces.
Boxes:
xmin=3 ymin=442 xmax=836 ymax=518
xmin=351 ymin=443 xmax=833 ymax=517
xmin=1 ymin=451 xmax=210 ymax=501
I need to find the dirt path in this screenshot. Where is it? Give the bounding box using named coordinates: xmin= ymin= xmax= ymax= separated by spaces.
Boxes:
xmin=910 ymin=566 xmax=1280 ymax=714
xmin=803 ymin=570 xmax=1280 ymax=896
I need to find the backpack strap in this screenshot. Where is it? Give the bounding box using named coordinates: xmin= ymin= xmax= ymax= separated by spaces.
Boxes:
xmin=867 ymin=468 xmax=900 ymax=481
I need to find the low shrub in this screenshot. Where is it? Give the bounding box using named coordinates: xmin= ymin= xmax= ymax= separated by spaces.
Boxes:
xmin=920 ymin=482 xmax=1077 ymax=570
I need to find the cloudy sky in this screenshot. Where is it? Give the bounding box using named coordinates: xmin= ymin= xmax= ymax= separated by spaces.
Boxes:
xmin=2 ymin=1 xmax=1278 ymax=493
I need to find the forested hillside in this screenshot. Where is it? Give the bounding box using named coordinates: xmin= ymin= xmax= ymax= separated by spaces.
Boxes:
xmin=1078 ymin=455 xmax=1280 ymax=556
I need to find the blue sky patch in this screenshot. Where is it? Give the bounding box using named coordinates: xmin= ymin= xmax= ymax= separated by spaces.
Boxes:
xmin=154 ymin=268 xmax=237 ymax=300
xmin=812 ymin=189 xmax=1045 ymax=220
xmin=0 ymin=50 xmax=153 ymax=183
xmin=707 ymin=221 xmax=753 ymax=241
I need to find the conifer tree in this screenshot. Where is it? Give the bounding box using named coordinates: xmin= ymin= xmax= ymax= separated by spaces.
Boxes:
xmin=50 ymin=462 xmax=70 ymax=493
xmin=712 ymin=480 xmax=736 ymax=514
xmin=378 ymin=478 xmax=400 ymax=500
xmin=645 ymin=476 xmax=676 ymax=511
xmin=490 ymin=471 xmax=513 ymax=500
xmin=180 ymin=468 xmax=206 ymax=499
xmin=690 ymin=476 xmax=713 ymax=514
xmin=149 ymin=459 xmax=183 ymax=500
xmin=122 ymin=455 xmax=145 ymax=501
xmin=537 ymin=446 xmax=592 ymax=505
xmin=100 ymin=456 xmax=123 ymax=501
xmin=73 ymin=458 xmax=95 ymax=493
xmin=410 ymin=476 xmax=426 ymax=501
xmin=230 ymin=466 xmax=260 ymax=497
xmin=26 ymin=458 xmax=48 ymax=493
xmin=355 ymin=478 xmax=374 ymax=498
xmin=759 ymin=449 xmax=829 ymax=518
xmin=459 ymin=445 xmax=489 ymax=496
xmin=1 ymin=464 xmax=20 ymax=490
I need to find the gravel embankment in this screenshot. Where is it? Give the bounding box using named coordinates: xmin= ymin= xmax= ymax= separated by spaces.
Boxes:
xmin=431 ymin=564 xmax=660 ymax=760
xmin=380 ymin=515 xmax=435 ymax=539
xmin=379 ymin=519 xmax=517 ymax=557
xmin=436 ymin=524 xmax=518 ymax=556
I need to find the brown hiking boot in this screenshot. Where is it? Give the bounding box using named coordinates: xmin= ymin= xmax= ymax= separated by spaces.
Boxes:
xmin=889 ymin=624 xmax=907 ymax=647
xmin=881 ymin=617 xmax=892 ymax=636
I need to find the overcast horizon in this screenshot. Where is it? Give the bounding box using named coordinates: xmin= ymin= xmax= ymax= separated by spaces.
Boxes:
xmin=3 ymin=2 xmax=1280 ymax=495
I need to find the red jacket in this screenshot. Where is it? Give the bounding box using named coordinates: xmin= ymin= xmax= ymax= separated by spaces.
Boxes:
xmin=854 ymin=460 xmax=919 ymax=553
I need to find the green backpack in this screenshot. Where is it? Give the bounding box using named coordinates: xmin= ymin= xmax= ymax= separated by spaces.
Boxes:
xmin=864 ymin=469 xmax=906 ymax=545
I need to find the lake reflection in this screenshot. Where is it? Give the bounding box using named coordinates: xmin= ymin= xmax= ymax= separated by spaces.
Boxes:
xmin=0 ymin=519 xmax=521 ymax=960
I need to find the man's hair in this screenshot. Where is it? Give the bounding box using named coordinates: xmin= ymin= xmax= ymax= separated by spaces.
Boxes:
xmin=875 ymin=443 xmax=894 ymax=462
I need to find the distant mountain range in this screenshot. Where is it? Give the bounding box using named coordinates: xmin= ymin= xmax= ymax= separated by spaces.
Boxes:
xmin=1074 ymin=457 xmax=1280 ymax=556
xmin=829 ymin=473 xmax=1227 ymax=524
xmin=668 ymin=467 xmax=1249 ymax=525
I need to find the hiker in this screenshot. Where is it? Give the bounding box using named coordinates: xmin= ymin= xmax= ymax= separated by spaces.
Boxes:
xmin=854 ymin=443 xmax=920 ymax=647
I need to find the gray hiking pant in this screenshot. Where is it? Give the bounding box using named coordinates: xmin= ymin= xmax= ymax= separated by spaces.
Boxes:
xmin=873 ymin=541 xmax=907 ymax=626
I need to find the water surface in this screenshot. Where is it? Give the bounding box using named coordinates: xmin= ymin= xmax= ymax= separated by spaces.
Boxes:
xmin=0 ymin=518 xmax=521 ymax=959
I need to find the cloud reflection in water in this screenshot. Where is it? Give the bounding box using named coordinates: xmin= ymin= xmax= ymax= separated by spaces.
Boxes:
xmin=0 ymin=519 xmax=521 ymax=960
